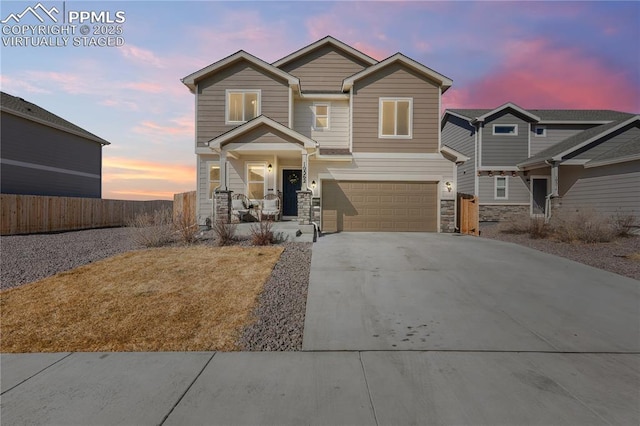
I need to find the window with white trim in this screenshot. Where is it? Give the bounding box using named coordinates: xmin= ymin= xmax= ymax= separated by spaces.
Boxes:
xmin=534 ymin=126 xmax=546 ymax=137
xmin=495 ymin=176 xmax=508 ymax=199
xmin=208 ymin=164 xmax=220 ymax=199
xmin=492 ymin=124 xmax=518 ymax=135
xmin=247 ymin=163 xmax=266 ymax=200
xmin=226 ymin=90 xmax=260 ymax=124
xmin=313 ymin=103 xmax=330 ymax=130
xmin=379 ymin=98 xmax=412 ymax=138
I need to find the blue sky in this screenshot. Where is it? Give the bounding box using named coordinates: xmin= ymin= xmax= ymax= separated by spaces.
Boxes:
xmin=1 ymin=1 xmax=638 ymax=199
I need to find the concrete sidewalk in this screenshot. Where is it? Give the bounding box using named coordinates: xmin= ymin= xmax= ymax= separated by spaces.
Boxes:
xmin=2 ymin=350 xmax=638 ymax=425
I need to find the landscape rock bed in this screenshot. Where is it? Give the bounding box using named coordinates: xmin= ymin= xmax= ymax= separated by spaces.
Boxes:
xmin=480 ymin=222 xmax=640 ymax=281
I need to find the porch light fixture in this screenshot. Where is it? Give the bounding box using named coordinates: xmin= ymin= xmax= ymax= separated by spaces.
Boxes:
xmin=311 ymin=180 xmax=317 ymax=189
xmin=267 ymin=164 xmax=272 ymax=173
xmin=445 ymin=181 xmax=452 ymax=192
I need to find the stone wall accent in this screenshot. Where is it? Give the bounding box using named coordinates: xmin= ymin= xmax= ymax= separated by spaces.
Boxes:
xmin=297 ymin=190 xmax=312 ymax=225
xmin=440 ymin=199 xmax=455 ymax=233
xmin=479 ymin=204 xmax=529 ymax=222
xmin=311 ymin=197 xmax=321 ymax=225
xmin=214 ymin=190 xmax=232 ymax=223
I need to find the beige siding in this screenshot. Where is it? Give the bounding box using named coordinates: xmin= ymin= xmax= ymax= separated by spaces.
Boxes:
xmin=559 ymin=162 xmax=640 ymax=216
xmin=352 ymin=63 xmax=440 ymax=153
xmin=226 ymin=126 xmax=304 ymax=146
xmin=279 ymin=45 xmax=369 ymax=92
xmin=310 ymin=155 xmax=455 ymax=201
xmin=478 ymin=175 xmax=530 ymax=204
xmin=293 ymin=100 xmax=349 ymax=149
xmin=197 ymin=61 xmax=289 ymax=146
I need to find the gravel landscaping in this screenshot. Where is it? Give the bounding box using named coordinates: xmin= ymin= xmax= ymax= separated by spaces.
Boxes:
xmin=480 ymin=222 xmax=640 ymax=281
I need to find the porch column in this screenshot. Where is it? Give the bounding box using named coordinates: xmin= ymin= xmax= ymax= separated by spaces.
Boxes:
xmin=297 ymin=190 xmax=312 ymax=225
xmin=214 ymin=190 xmax=232 ymax=223
xmin=550 ymin=162 xmax=559 ymax=197
xmin=219 ymin=150 xmax=227 ymax=190
xmin=301 ymin=152 xmax=309 ymax=189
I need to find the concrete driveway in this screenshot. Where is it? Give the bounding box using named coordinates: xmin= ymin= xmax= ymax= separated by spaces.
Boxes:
xmin=303 ymin=233 xmax=640 ymax=352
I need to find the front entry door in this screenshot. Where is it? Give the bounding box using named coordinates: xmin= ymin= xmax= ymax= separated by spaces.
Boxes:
xmin=282 ymin=169 xmax=302 ymax=216
xmin=531 ymin=178 xmax=548 ymax=215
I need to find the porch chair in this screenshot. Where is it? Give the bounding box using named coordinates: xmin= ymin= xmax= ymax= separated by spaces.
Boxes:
xmin=260 ymin=193 xmax=281 ymax=221
xmin=231 ymin=194 xmax=250 ymax=222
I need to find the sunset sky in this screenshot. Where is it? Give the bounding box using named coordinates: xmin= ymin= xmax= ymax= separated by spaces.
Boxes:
xmin=1 ymin=1 xmax=639 ymax=200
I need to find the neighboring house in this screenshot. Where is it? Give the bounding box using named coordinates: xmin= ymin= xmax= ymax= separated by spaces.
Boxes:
xmin=441 ymin=103 xmax=639 ymax=221
xmin=182 ymin=36 xmax=466 ymax=232
xmin=1 ymin=92 xmax=110 ymax=198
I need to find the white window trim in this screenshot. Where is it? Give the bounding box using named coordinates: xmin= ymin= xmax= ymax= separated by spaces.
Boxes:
xmin=492 ymin=124 xmax=518 ymax=136
xmin=534 ymin=125 xmax=547 ymax=137
xmin=225 ymin=89 xmax=261 ymax=125
xmin=378 ymin=97 xmax=413 ymax=139
xmin=207 ymin=162 xmax=220 ymax=200
xmin=494 ymin=176 xmax=508 ymax=200
xmin=312 ymin=102 xmax=330 ymax=131
xmin=246 ymin=162 xmax=267 ymax=200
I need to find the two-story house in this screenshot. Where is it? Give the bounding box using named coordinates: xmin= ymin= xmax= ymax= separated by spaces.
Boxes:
xmin=441 ymin=102 xmax=639 ymax=221
xmin=182 ymin=36 xmax=466 ymax=232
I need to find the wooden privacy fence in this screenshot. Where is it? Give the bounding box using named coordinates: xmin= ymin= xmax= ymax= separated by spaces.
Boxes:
xmin=173 ymin=191 xmax=196 ymax=224
xmin=1 ymin=194 xmax=172 ymax=235
xmin=457 ymin=193 xmax=479 ymax=236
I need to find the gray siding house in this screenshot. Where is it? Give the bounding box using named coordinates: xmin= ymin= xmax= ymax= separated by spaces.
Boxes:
xmin=183 ymin=36 xmax=467 ymax=232
xmin=1 ymin=92 xmax=110 ymax=198
xmin=441 ymin=103 xmax=638 ymax=221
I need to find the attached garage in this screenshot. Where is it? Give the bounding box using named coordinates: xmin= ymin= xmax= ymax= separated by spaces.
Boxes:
xmin=321 ymin=181 xmax=438 ymax=232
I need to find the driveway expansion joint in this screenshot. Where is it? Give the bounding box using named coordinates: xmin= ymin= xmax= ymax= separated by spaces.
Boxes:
xmin=0 ymin=352 xmax=73 ymax=396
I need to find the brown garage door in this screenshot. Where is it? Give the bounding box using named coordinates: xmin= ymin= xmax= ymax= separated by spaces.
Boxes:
xmin=321 ymin=181 xmax=438 ymax=232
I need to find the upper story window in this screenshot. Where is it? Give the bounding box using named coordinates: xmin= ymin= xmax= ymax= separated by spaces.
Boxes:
xmin=313 ymin=103 xmax=330 ymax=130
xmin=493 ymin=124 xmax=518 ymax=136
xmin=533 ymin=126 xmax=546 ymax=137
xmin=495 ymin=176 xmax=508 ymax=199
xmin=226 ymin=90 xmax=260 ymax=124
xmin=379 ymin=98 xmax=412 ymax=138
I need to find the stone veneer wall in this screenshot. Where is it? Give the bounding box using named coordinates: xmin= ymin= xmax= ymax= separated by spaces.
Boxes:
xmin=479 ymin=205 xmax=529 ymax=222
xmin=214 ymin=190 xmax=232 ymax=223
xmin=297 ymin=190 xmax=312 ymax=225
xmin=440 ymin=200 xmax=455 ymax=233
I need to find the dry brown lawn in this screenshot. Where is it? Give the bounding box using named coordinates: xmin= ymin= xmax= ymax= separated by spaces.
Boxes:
xmin=1 ymin=246 xmax=283 ymax=353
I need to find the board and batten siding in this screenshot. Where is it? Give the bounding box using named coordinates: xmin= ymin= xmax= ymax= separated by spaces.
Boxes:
xmin=442 ymin=116 xmax=476 ymax=194
xmin=278 ymin=45 xmax=370 ymax=92
xmin=480 ymin=112 xmax=529 ymax=167
xmin=352 ymin=63 xmax=440 ymax=153
xmin=0 ymin=112 xmax=102 ymax=198
xmin=478 ymin=175 xmax=530 ymax=204
xmin=530 ymin=124 xmax=595 ymax=156
xmin=196 ymin=61 xmax=289 ymax=147
xmin=559 ymin=162 xmax=640 ymax=216
xmin=293 ymin=100 xmax=349 ymax=149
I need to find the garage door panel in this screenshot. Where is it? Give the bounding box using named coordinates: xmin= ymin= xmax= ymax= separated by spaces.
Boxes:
xmin=322 ymin=180 xmax=438 ymax=232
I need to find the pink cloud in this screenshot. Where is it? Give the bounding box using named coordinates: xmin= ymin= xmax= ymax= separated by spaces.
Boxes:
xmin=99 ymin=98 xmax=139 ymax=111
xmin=133 ymin=115 xmax=194 ymax=138
xmin=443 ymin=38 xmax=640 ymax=113
xmin=119 ymin=45 xmax=165 ymax=68
xmin=122 ymin=82 xmax=165 ymax=93
xmin=0 ymin=75 xmax=51 ymax=94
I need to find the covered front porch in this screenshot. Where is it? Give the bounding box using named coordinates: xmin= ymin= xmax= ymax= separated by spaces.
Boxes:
xmin=206 ymin=116 xmax=318 ymax=225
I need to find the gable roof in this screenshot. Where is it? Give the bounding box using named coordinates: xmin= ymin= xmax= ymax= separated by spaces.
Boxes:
xmin=446 ymin=107 xmax=633 ymax=124
xmin=181 ymin=51 xmax=300 ymax=93
xmin=474 ymin=102 xmax=540 ymax=122
xmin=342 ymin=53 xmax=453 ymax=92
xmin=272 ymin=35 xmax=378 ymax=69
xmin=518 ymin=115 xmax=640 ymax=168
xmin=0 ymin=92 xmax=110 ymax=145
xmin=208 ymin=115 xmax=318 ymax=150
